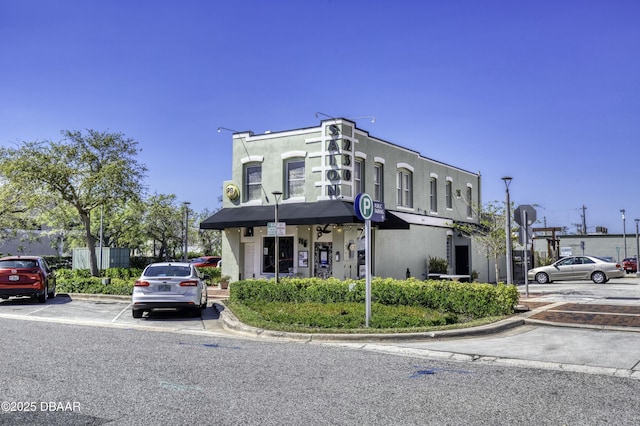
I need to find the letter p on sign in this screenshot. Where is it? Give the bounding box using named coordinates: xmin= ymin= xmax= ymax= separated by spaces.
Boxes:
xmin=355 ymin=193 xmax=373 ymax=221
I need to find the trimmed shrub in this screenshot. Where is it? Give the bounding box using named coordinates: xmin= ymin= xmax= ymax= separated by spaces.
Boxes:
xmin=56 ymin=277 xmax=134 ymax=296
xmin=230 ymin=277 xmax=519 ymax=318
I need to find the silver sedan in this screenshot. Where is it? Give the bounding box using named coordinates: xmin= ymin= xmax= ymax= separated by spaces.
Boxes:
xmin=131 ymin=262 xmax=208 ymax=318
xmin=527 ymin=256 xmax=624 ymax=284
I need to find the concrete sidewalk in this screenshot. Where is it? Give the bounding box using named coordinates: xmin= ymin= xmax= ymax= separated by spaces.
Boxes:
xmin=213 ymin=288 xmax=640 ymax=379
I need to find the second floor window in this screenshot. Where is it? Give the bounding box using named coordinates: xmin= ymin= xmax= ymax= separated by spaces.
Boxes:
xmin=466 ymin=186 xmax=473 ymax=217
xmin=245 ymin=164 xmax=262 ymax=202
xmin=286 ymin=159 xmax=305 ymax=198
xmin=354 ymin=159 xmax=363 ymax=195
xmin=445 ymin=180 xmax=453 ymax=209
xmin=396 ymin=169 xmax=412 ymax=208
xmin=373 ymin=163 xmax=383 ymax=201
xmin=430 ymin=177 xmax=438 ymax=213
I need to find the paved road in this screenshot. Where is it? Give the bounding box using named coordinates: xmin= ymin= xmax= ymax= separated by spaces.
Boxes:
xmin=3 ymin=316 xmax=638 ymax=425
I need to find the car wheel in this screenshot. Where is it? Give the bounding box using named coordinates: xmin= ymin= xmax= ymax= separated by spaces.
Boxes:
xmin=38 ymin=285 xmax=48 ymax=303
xmin=535 ymin=272 xmax=549 ymax=284
xmin=591 ymin=271 xmax=607 ymax=284
xmin=132 ymin=309 xmax=143 ymax=318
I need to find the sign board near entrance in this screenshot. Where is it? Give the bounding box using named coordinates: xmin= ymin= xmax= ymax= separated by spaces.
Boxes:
xmin=267 ymin=222 xmax=286 ymax=236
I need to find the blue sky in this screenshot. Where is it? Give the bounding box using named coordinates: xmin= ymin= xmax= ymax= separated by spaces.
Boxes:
xmin=1 ymin=0 xmax=639 ymax=234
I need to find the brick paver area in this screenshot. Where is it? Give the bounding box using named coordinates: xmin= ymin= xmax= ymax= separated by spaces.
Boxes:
xmin=528 ymin=302 xmax=640 ymax=328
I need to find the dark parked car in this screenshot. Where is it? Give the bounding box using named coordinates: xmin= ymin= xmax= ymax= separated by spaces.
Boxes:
xmin=189 ymin=256 xmax=221 ymax=268
xmin=622 ymin=257 xmax=637 ymax=273
xmin=0 ymin=256 xmax=56 ymax=303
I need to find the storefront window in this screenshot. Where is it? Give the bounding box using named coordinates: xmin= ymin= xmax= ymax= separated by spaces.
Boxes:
xmin=262 ymin=236 xmax=294 ymax=274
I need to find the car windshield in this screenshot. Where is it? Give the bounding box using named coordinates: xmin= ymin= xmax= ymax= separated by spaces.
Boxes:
xmin=0 ymin=260 xmax=38 ymax=268
xmin=189 ymin=258 xmax=205 ymax=263
xmin=144 ymin=265 xmax=191 ymax=277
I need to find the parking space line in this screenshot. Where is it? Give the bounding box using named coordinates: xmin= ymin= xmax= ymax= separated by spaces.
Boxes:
xmin=28 ymin=305 xmax=53 ymax=315
xmin=112 ymin=304 xmax=132 ymax=323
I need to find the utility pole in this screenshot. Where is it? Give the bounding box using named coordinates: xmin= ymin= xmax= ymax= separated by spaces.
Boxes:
xmin=581 ymin=205 xmax=587 ymax=234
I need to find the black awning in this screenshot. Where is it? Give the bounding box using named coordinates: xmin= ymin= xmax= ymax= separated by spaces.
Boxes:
xmin=199 ymin=200 xmax=410 ymax=230
xmin=200 ymin=200 xmax=358 ymax=230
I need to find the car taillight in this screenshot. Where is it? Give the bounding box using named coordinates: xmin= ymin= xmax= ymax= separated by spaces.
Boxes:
xmin=180 ymin=280 xmax=198 ymax=286
xmin=135 ymin=280 xmax=150 ymax=287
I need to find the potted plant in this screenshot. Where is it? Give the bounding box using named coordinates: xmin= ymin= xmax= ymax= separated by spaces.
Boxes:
xmin=219 ymin=275 xmax=230 ymax=290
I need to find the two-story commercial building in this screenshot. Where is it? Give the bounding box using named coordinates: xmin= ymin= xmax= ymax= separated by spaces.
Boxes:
xmin=200 ymin=118 xmax=485 ymax=282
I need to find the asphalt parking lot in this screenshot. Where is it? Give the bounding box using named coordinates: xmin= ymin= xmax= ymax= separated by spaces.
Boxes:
xmin=0 ymin=293 xmax=225 ymax=334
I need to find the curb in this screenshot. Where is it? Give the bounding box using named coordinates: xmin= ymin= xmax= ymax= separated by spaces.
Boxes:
xmin=65 ymin=293 xmax=131 ymax=302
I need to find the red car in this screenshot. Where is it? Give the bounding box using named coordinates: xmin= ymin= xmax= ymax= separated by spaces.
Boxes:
xmin=189 ymin=256 xmax=221 ymax=268
xmin=622 ymin=257 xmax=637 ymax=273
xmin=0 ymin=256 xmax=57 ymax=303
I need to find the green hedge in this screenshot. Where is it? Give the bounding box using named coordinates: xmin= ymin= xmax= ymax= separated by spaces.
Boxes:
xmin=55 ymin=268 xmax=142 ymax=280
xmin=54 ymin=266 xmax=219 ymax=294
xmin=230 ymin=277 xmax=519 ymax=318
xmin=56 ymin=277 xmax=134 ymax=296
xmin=55 ymin=268 xmax=137 ymax=295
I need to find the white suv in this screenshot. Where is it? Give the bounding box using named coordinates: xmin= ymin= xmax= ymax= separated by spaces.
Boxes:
xmin=131 ymin=262 xmax=208 ymax=318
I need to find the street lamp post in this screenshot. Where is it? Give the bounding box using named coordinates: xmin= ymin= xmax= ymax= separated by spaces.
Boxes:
xmin=636 ymin=219 xmax=640 ymax=277
xmin=272 ymin=191 xmax=283 ymax=283
xmin=621 ymin=209 xmax=627 ymax=259
xmin=183 ymin=201 xmax=191 ymax=262
xmin=502 ymin=176 xmax=513 ymax=285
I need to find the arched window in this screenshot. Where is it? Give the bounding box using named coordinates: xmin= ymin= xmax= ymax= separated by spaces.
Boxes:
xmin=286 ymin=159 xmax=305 ymax=199
xmin=430 ymin=173 xmax=438 ymax=213
xmin=244 ymin=163 xmax=262 ymax=202
xmin=396 ymin=168 xmax=413 ymax=208
xmin=374 ymin=163 xmax=383 ymax=201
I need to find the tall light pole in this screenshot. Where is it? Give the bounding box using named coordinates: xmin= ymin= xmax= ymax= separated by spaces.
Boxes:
xmin=183 ymin=201 xmax=191 ymax=262
xmin=621 ymin=209 xmax=627 ymax=259
xmin=272 ymin=191 xmax=283 ymax=283
xmin=635 ymin=218 xmax=639 ymax=278
xmin=502 ymin=176 xmax=513 ymax=285
xmin=99 ymin=204 xmax=104 ymax=273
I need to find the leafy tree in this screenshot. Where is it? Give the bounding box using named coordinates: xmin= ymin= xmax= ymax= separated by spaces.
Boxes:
xmin=98 ymin=199 xmax=146 ymax=252
xmin=0 ymin=180 xmax=33 ymax=244
xmin=37 ymin=201 xmax=84 ymax=254
xmin=195 ymin=208 xmax=221 ymax=256
xmin=0 ymin=130 xmax=147 ymax=276
xmin=452 ymin=201 xmax=509 ymax=282
xmin=143 ymin=193 xmax=184 ymax=261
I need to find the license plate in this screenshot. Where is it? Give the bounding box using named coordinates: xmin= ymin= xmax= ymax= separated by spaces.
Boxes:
xmin=9 ymin=275 xmax=19 ymax=281
xmin=158 ymin=284 xmax=171 ymax=292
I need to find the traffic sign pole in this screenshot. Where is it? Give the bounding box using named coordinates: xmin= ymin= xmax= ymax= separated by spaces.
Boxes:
xmin=354 ymin=193 xmax=376 ymax=327
xmin=523 ymin=210 xmax=529 ymax=297
xmin=365 ymin=219 xmax=371 ymax=327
